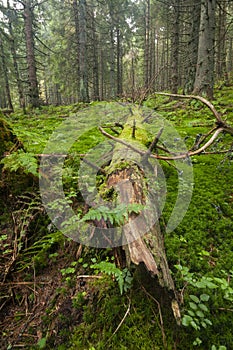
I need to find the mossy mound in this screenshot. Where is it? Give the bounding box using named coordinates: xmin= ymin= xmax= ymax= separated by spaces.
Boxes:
xmin=0 ymin=116 xmax=19 ymax=158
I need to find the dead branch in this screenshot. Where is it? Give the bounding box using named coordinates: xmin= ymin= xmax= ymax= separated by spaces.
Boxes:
xmin=148 ymin=127 xmax=164 ymax=153
xmin=191 ymin=127 xmax=218 ymax=151
xmin=99 ymin=124 xmax=227 ymax=161
xmin=99 ymin=126 xmax=145 ymax=156
xmin=153 ymin=92 xmax=222 ymax=123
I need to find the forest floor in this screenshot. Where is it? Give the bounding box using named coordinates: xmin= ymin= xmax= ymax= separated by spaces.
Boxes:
xmin=0 ymin=86 xmax=233 ymax=350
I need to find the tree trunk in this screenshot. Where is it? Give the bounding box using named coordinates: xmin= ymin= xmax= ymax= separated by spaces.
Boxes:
xmin=109 ymin=28 xmax=115 ymax=99
xmin=7 ymin=0 xmax=25 ymax=111
xmin=91 ymin=8 xmax=100 ymax=101
xmin=99 ymin=110 xmax=180 ymax=320
xmin=144 ymin=0 xmax=150 ymax=90
xmin=193 ymin=0 xmax=216 ymax=99
xmin=73 ymin=0 xmax=80 ymax=101
xmin=0 ymin=38 xmax=14 ymax=111
xmin=24 ymin=0 xmax=40 ymax=108
xmin=116 ymin=27 xmax=123 ymax=97
xmin=170 ymin=0 xmax=180 ymax=94
xmin=79 ymin=0 xmax=89 ymax=103
xmin=216 ymin=1 xmax=227 ymax=82
xmin=184 ymin=0 xmax=201 ymax=94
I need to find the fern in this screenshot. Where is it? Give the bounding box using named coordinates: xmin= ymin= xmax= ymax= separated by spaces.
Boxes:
xmin=1 ymin=149 xmax=38 ymax=176
xmin=80 ymin=203 xmax=144 ymax=226
xmin=90 ymin=261 xmax=133 ymax=295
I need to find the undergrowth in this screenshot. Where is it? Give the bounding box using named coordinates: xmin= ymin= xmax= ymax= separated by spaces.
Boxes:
xmin=0 ymin=86 xmax=233 ymax=349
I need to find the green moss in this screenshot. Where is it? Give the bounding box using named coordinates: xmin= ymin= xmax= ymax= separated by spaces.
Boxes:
xmin=0 ymin=117 xmax=18 ymax=157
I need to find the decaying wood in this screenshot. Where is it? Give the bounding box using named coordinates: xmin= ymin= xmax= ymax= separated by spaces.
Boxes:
xmin=99 ymin=112 xmax=180 ymax=321
xmin=99 ymin=95 xmax=233 ymax=320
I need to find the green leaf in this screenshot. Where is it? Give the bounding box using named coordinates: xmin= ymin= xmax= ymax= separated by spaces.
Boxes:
xmin=190 ymin=320 xmax=200 ymax=330
xmin=189 ymin=302 xmax=198 ymax=310
xmin=198 ymin=303 xmax=208 ymax=312
xmin=200 ymin=294 xmax=210 ymax=302
xmin=182 ymin=315 xmax=192 ymax=327
xmin=205 ymin=318 xmax=213 ymax=326
xmin=193 ymin=337 xmax=202 ymax=346
xmin=196 ymin=310 xmax=205 ymax=318
xmin=187 ymin=310 xmax=195 ymax=317
xmin=190 ymin=295 xmax=200 ymax=303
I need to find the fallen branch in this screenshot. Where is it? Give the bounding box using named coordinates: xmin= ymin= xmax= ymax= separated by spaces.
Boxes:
xmin=153 ymin=92 xmax=222 ymax=123
xmin=99 ymin=126 xmax=145 ymax=156
xmin=99 ymin=124 xmax=227 ymax=161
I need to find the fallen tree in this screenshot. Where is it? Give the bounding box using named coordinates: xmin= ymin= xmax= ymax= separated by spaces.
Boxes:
xmin=84 ymin=94 xmax=232 ymax=319
xmin=39 ymin=94 xmax=233 ymax=322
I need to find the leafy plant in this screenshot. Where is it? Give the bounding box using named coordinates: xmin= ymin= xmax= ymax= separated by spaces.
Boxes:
xmin=90 ymin=261 xmax=133 ymax=295
xmin=175 ymin=264 xmax=233 ymax=347
xmin=80 ymin=203 xmax=144 ymax=226
xmin=1 ymin=149 xmax=38 ymax=176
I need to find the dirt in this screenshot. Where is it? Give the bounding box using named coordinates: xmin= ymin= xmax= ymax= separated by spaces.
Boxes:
xmin=0 ymin=243 xmax=92 ymax=349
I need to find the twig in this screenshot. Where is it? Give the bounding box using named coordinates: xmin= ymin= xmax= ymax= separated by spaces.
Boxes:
xmin=99 ymin=124 xmax=228 ymax=160
xmin=190 ymin=127 xmax=218 ymax=151
xmin=80 ymin=157 xmax=106 ymax=175
xmin=148 ymin=127 xmax=164 ymax=153
xmin=112 ymin=299 xmax=131 ymax=336
xmin=132 ymin=119 xmax=136 ymax=138
xmin=105 ymin=298 xmax=131 ymax=346
xmin=153 ymin=92 xmax=222 ymax=123
xmin=99 ymin=127 xmax=144 ymax=156
xmin=76 ymin=275 xmax=102 ymax=279
xmin=218 ymin=308 xmax=233 ymax=312
xmin=141 ymin=286 xmax=167 ymax=350
xmin=0 ymin=282 xmax=50 ymax=286
xmin=189 ymin=128 xmax=224 ymax=156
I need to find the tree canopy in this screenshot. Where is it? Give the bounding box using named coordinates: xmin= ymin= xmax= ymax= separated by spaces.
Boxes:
xmin=1 ymin=0 xmax=233 ymax=107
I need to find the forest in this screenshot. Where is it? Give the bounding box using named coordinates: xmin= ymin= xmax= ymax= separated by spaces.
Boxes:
xmin=0 ymin=0 xmax=233 ymax=349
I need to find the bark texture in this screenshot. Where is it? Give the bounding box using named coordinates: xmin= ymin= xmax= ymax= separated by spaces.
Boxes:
xmin=79 ymin=0 xmax=89 ymax=103
xmin=193 ymin=0 xmax=216 ymax=99
xmin=24 ymin=0 xmax=40 ymax=107
xmin=100 ymin=113 xmax=180 ymax=320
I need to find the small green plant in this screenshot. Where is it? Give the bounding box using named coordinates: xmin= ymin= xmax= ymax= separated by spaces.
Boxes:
xmin=60 ymin=262 xmax=77 ymax=285
xmin=175 ymin=264 xmax=233 ymax=347
xmin=72 ymin=291 xmax=88 ymax=308
xmin=1 ymin=149 xmax=38 ymax=176
xmin=182 ymin=293 xmax=212 ymax=331
xmin=37 ymin=337 xmax=47 ymax=349
xmin=90 ymin=261 xmax=133 ymax=295
xmin=80 ymin=203 xmax=144 ymax=226
xmin=211 ymin=346 xmax=227 ymax=350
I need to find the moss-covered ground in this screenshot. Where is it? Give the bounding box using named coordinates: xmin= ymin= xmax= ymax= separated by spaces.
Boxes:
xmin=0 ymin=86 xmax=233 ymax=350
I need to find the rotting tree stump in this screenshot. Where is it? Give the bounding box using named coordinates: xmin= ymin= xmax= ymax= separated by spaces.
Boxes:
xmin=97 ymin=107 xmax=181 ymax=321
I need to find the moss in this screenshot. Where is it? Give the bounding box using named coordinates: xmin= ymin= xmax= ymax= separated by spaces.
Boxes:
xmin=0 ymin=117 xmax=19 ymax=158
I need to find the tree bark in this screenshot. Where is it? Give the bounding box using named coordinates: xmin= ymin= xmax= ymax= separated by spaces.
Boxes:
xmin=0 ymin=38 xmax=14 ymax=111
xmin=116 ymin=27 xmax=123 ymax=97
xmin=73 ymin=0 xmax=80 ymax=101
xmin=99 ymin=111 xmax=180 ymax=320
xmin=170 ymin=0 xmax=180 ymax=95
xmin=24 ymin=0 xmax=40 ymax=107
xmin=144 ymin=0 xmax=150 ymax=90
xmin=216 ymin=1 xmax=227 ymax=82
xmin=79 ymin=0 xmax=89 ymax=103
xmin=7 ymin=0 xmax=25 ymax=111
xmin=184 ymin=0 xmax=201 ymax=94
xmin=193 ymin=0 xmax=216 ymax=99
xmin=90 ymin=7 xmax=100 ymax=101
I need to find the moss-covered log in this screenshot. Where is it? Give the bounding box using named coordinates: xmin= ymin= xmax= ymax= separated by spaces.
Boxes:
xmin=100 ymin=107 xmax=180 ymax=321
